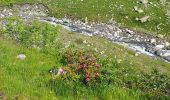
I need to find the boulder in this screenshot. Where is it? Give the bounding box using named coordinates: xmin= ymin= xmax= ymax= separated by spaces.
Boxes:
xmin=156 ymin=50 xmax=170 ymax=57
xmin=155 ymin=45 xmax=165 ymax=49
xmin=139 ymin=0 xmax=148 ymax=4
xmin=139 ymin=16 xmax=150 ymax=23
xmin=165 ymin=42 xmax=170 ymax=47
xmin=150 ymin=39 xmax=156 ymax=44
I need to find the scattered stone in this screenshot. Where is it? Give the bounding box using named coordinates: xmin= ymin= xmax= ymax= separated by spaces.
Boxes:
xmin=135 ymin=53 xmax=139 ymax=56
xmin=154 ymin=4 xmax=157 ymax=6
xmin=165 ymin=42 xmax=170 ymax=47
xmin=156 ymin=50 xmax=170 ymax=57
xmin=150 ymin=39 xmax=156 ymax=44
xmin=158 ymin=34 xmax=164 ymax=38
xmin=134 ymin=6 xmax=138 ymax=11
xmin=135 ymin=17 xmax=139 ymax=21
xmin=0 ymin=92 xmax=5 ymax=100
xmin=83 ymin=40 xmax=87 ymax=44
xmin=160 ymin=0 xmax=166 ymax=4
xmin=166 ymin=10 xmax=170 ymax=19
xmin=134 ymin=6 xmax=144 ymax=13
xmin=149 ymin=2 xmax=153 ymax=5
xmin=139 ymin=0 xmax=148 ymax=4
xmin=16 ymin=54 xmax=26 ymax=60
xmin=155 ymin=45 xmax=165 ymax=49
xmin=117 ymin=59 xmax=122 ymax=63
xmin=94 ymin=48 xmax=98 ymax=52
xmin=85 ymin=17 xmax=88 ymax=24
xmin=125 ymin=16 xmax=129 ymax=19
xmin=109 ymin=17 xmax=114 ymax=23
xmin=151 ymin=39 xmax=156 ymax=43
xmin=100 ymin=51 xmax=105 ymax=54
xmin=137 ymin=9 xmax=144 ymax=13
xmin=139 ymin=16 xmax=150 ymax=23
xmin=156 ymin=23 xmax=163 ymax=30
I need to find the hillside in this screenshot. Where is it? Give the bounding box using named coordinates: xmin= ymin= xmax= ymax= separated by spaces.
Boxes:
xmin=0 ymin=0 xmax=170 ymax=100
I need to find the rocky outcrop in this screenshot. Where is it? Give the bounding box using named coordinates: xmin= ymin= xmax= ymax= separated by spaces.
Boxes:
xmin=0 ymin=4 xmax=48 ymax=19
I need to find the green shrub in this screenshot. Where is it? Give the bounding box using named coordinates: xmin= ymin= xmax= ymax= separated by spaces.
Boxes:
xmin=1 ymin=17 xmax=63 ymax=63
xmin=2 ymin=17 xmax=60 ymax=49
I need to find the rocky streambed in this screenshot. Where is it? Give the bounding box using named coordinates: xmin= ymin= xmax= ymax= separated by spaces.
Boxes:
xmin=0 ymin=4 xmax=170 ymax=62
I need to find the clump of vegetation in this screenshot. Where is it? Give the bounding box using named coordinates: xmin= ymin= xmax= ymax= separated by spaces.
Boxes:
xmin=60 ymin=49 xmax=102 ymax=85
xmin=0 ymin=13 xmax=170 ymax=100
xmin=48 ymin=49 xmax=170 ymax=99
xmin=1 ymin=18 xmax=59 ymax=49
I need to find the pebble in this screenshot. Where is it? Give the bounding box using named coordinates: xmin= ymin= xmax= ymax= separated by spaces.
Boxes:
xmin=150 ymin=39 xmax=156 ymax=44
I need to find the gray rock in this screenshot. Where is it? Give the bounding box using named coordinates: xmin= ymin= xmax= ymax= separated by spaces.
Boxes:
xmin=159 ymin=50 xmax=170 ymax=57
xmin=150 ymin=39 xmax=156 ymax=44
xmin=165 ymin=42 xmax=170 ymax=47
xmin=134 ymin=6 xmax=144 ymax=13
xmin=139 ymin=0 xmax=148 ymax=4
xmin=166 ymin=10 xmax=170 ymax=19
xmin=139 ymin=16 xmax=150 ymax=23
xmin=17 ymin=54 xmax=26 ymax=60
xmin=155 ymin=45 xmax=165 ymax=49
xmin=160 ymin=0 xmax=166 ymax=4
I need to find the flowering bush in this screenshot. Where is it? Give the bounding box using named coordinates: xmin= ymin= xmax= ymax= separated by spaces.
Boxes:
xmin=55 ymin=49 xmax=102 ymax=85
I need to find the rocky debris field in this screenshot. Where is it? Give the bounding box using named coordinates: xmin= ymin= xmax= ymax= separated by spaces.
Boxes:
xmin=0 ymin=4 xmax=170 ymax=62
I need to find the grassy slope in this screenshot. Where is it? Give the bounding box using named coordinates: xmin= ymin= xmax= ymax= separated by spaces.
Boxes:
xmin=0 ymin=21 xmax=170 ymax=99
xmin=0 ymin=38 xmax=58 ymax=99
xmin=0 ymin=35 xmax=144 ymax=100
xmin=0 ymin=0 xmax=170 ymax=41
xmin=0 ymin=0 xmax=170 ymax=99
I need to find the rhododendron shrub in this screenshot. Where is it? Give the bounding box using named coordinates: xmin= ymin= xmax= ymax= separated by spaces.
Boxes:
xmin=58 ymin=49 xmax=102 ymax=85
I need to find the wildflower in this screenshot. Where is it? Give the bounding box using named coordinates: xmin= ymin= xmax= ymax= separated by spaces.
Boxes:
xmin=83 ymin=64 xmax=87 ymax=68
xmin=68 ymin=64 xmax=73 ymax=68
xmin=86 ymin=73 xmax=90 ymax=82
xmin=95 ymin=64 xmax=100 ymax=68
xmin=80 ymin=64 xmax=84 ymax=69
xmin=57 ymin=68 xmax=65 ymax=75
xmin=86 ymin=77 xmax=90 ymax=82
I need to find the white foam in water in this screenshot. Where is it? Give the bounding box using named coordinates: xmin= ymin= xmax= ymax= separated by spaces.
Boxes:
xmin=128 ymin=45 xmax=154 ymax=56
xmin=116 ymin=42 xmax=154 ymax=56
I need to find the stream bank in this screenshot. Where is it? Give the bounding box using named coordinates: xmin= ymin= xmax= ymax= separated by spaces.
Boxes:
xmin=0 ymin=4 xmax=170 ymax=62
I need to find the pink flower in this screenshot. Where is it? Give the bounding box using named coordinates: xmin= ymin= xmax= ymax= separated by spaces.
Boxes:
xmin=80 ymin=64 xmax=84 ymax=68
xmin=57 ymin=68 xmax=65 ymax=75
xmin=86 ymin=73 xmax=90 ymax=82
xmin=86 ymin=77 xmax=90 ymax=82
xmin=68 ymin=64 xmax=73 ymax=68
xmin=83 ymin=64 xmax=87 ymax=68
xmin=95 ymin=64 xmax=100 ymax=68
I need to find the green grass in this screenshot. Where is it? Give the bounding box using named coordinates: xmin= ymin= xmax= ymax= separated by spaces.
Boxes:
xmin=0 ymin=38 xmax=57 ymax=99
xmin=0 ymin=38 xmax=148 ymax=100
xmin=0 ymin=4 xmax=170 ymax=99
